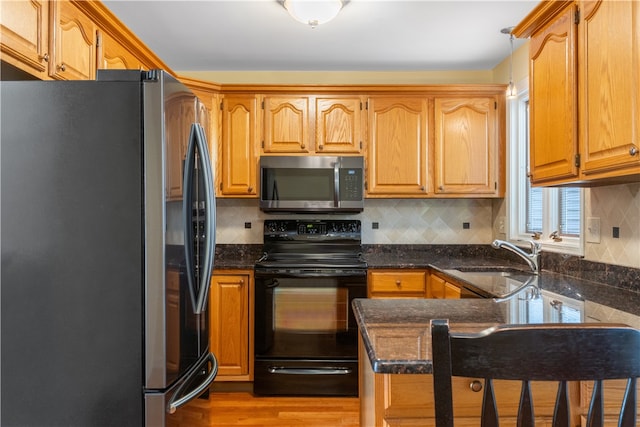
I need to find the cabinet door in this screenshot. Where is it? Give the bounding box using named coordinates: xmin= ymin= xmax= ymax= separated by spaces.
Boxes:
xmin=210 ymin=274 xmax=249 ymax=378
xmin=165 ymin=96 xmax=192 ymax=200
xmin=263 ymin=96 xmax=310 ymax=153
xmin=578 ymin=0 xmax=640 ymax=177
xmin=220 ymin=95 xmax=258 ymax=196
xmin=0 ymin=0 xmax=50 ymax=79
xmin=434 ymin=97 xmax=500 ymax=195
xmin=315 ymin=96 xmax=364 ymax=154
xmin=528 ymin=3 xmax=579 ymax=184
xmin=97 ymin=30 xmax=145 ymax=71
xmin=51 ymin=1 xmax=97 ymax=80
xmin=367 ymin=97 xmax=429 ymax=196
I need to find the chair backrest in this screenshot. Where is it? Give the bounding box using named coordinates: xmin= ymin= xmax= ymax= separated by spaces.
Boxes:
xmin=430 ymin=319 xmax=640 ymax=427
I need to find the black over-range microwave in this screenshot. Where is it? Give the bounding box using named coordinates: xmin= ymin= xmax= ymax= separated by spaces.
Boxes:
xmin=259 ymin=155 xmax=364 ymax=213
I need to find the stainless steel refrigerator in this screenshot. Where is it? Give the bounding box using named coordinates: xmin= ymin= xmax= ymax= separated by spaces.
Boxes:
xmin=1 ymin=69 xmax=217 ymax=426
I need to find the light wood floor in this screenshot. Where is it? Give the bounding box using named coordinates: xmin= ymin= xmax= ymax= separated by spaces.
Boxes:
xmin=170 ymin=392 xmax=360 ymax=427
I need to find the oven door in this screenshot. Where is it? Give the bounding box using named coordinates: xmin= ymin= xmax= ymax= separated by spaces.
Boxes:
xmin=254 ymin=268 xmax=366 ymax=396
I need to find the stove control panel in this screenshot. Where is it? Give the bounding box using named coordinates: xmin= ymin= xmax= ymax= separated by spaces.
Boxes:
xmin=263 ymin=219 xmax=361 ymax=239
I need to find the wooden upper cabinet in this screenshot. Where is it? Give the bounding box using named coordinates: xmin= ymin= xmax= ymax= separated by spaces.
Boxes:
xmin=97 ymin=31 xmax=146 ymax=71
xmin=515 ymin=0 xmax=640 ymax=186
xmin=366 ymin=96 xmax=429 ymax=196
xmin=263 ymin=96 xmax=310 ymax=153
xmin=0 ymin=0 xmax=50 ymax=79
xmin=528 ymin=2 xmax=579 ymax=185
xmin=578 ymin=0 xmax=640 ymax=179
xmin=315 ymin=96 xmax=364 ymax=154
xmin=434 ymin=97 xmax=501 ymax=196
xmin=51 ymin=1 xmax=96 ymax=80
xmin=220 ymin=95 xmax=259 ymax=196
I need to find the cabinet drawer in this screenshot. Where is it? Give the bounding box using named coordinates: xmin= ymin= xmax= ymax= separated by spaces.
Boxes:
xmin=369 ymin=271 xmax=426 ymax=295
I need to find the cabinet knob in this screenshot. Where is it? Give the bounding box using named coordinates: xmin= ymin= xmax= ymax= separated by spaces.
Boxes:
xmin=318 ymin=145 xmax=324 ymax=150
xmin=239 ymin=279 xmax=245 ymax=286
xmin=39 ymin=53 xmax=49 ymax=62
xmin=248 ymin=186 xmax=253 ymax=193
xmin=57 ymin=63 xmax=66 ymax=72
xmin=301 ymin=143 xmax=306 ymax=149
xmin=469 ymin=380 xmax=483 ymax=392
xmin=395 ymin=280 xmax=401 ymax=287
xmin=438 ymin=185 xmax=444 ymax=191
xmin=631 ymin=145 xmax=638 ymax=156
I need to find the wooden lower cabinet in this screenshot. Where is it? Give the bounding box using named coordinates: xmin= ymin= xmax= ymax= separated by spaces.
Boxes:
xmin=368 ymin=270 xmax=427 ymax=298
xmin=209 ymin=270 xmax=253 ymax=381
xmin=428 ymin=272 xmax=461 ymax=299
xmin=360 ymin=335 xmax=578 ymax=426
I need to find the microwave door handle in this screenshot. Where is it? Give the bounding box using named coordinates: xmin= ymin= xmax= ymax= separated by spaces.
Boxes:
xmin=167 ymin=353 xmax=218 ymax=414
xmin=182 ymin=125 xmax=199 ymax=311
xmin=334 ymin=161 xmax=340 ymax=208
xmin=193 ymin=124 xmax=215 ymax=314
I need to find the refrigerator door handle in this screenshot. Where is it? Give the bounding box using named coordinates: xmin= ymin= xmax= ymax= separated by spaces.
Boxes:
xmin=167 ymin=352 xmax=218 ymax=414
xmin=193 ymin=123 xmax=215 ymax=314
xmin=182 ymin=123 xmax=215 ymax=314
xmin=182 ymin=124 xmax=199 ymax=311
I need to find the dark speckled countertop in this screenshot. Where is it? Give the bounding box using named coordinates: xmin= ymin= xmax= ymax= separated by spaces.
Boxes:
xmin=211 ymin=243 xmax=640 ymax=375
xmin=356 ymin=245 xmax=640 ymax=375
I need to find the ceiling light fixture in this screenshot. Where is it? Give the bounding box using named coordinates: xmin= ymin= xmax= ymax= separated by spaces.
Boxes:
xmin=501 ymin=26 xmax=517 ymax=99
xmin=282 ymin=0 xmax=345 ymax=29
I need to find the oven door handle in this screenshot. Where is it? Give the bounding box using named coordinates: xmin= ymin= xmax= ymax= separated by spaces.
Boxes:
xmin=268 ymin=366 xmax=353 ymax=375
xmin=265 ymin=278 xmax=280 ymax=289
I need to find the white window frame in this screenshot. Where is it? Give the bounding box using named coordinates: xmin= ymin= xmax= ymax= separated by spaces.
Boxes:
xmin=506 ymin=78 xmax=584 ymax=256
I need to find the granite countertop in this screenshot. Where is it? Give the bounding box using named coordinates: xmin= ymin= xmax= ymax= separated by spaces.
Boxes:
xmin=356 ymin=254 xmax=640 ymax=375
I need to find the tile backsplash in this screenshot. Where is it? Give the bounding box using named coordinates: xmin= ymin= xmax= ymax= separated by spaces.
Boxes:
xmin=584 ymin=183 xmax=640 ymax=269
xmin=216 ymin=182 xmax=640 ymax=270
xmin=216 ymin=198 xmax=494 ymax=245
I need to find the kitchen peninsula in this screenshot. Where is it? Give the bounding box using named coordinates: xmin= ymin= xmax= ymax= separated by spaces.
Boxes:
xmin=355 ymin=255 xmax=640 ymax=426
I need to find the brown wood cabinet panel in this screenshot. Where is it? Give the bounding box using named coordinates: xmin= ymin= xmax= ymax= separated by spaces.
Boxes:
xmin=528 ymin=3 xmax=579 ymax=184
xmin=97 ymin=30 xmax=146 ymax=71
xmin=51 ymin=1 xmax=96 ymax=80
xmin=578 ymin=0 xmax=640 ymax=179
xmin=263 ymin=95 xmax=310 ymax=153
xmin=434 ymin=97 xmax=500 ymax=196
xmin=210 ymin=273 xmax=252 ymax=379
xmin=368 ymin=270 xmax=427 ymax=298
xmin=0 ymin=0 xmax=50 ymax=79
xmin=220 ymin=95 xmax=259 ymax=196
xmin=365 ymin=370 xmax=567 ymax=426
xmin=367 ymin=96 xmax=430 ymax=196
xmin=315 ymin=96 xmax=364 ymax=154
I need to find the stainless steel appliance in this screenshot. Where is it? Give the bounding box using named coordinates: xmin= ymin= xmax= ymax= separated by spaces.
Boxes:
xmin=259 ymin=155 xmax=364 ymax=213
xmin=1 ymin=70 xmax=217 ymax=427
xmin=254 ymin=219 xmax=367 ymax=396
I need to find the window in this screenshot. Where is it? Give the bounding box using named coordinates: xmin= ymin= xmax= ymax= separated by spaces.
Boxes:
xmin=507 ymin=80 xmax=583 ymax=255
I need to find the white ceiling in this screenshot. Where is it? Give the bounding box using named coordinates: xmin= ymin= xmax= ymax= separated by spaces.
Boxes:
xmin=101 ymin=0 xmax=537 ymax=72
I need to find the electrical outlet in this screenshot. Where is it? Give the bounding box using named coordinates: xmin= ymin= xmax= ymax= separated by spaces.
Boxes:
xmin=498 ymin=216 xmax=506 ymax=233
xmin=586 ymin=217 xmax=600 ymax=243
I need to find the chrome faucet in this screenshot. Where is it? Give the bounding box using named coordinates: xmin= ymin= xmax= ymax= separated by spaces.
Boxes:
xmin=491 ymin=239 xmax=541 ymax=274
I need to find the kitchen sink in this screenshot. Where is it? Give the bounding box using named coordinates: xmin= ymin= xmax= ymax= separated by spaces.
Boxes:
xmin=452 ymin=266 xmax=534 ymax=276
